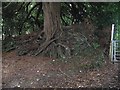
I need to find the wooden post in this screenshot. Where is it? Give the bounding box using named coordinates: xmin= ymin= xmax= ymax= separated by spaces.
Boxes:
xmin=118 ymin=63 xmax=120 ymax=87
xmin=0 ymin=40 xmax=1 ymax=90
xmin=109 ymin=24 xmax=115 ymax=62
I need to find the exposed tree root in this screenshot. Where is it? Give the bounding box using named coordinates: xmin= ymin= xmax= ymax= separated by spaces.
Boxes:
xmin=3 ymin=23 xmax=110 ymax=58
xmin=34 ymin=37 xmax=58 ymax=56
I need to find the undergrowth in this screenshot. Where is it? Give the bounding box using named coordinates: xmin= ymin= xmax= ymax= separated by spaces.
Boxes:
xmin=50 ymin=45 xmax=105 ymax=73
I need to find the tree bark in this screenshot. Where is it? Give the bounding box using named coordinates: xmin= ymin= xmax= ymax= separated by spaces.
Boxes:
xmin=34 ymin=2 xmax=62 ymax=56
xmin=43 ymin=2 xmax=61 ymax=41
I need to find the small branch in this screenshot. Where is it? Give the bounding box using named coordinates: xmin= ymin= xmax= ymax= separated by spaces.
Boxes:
xmin=6 ymin=46 xmax=16 ymax=52
xmin=25 ymin=3 xmax=40 ymax=22
xmin=61 ymin=16 xmax=68 ymax=26
xmin=26 ymin=2 xmax=31 ymax=13
xmin=35 ymin=3 xmax=42 ymax=23
xmin=57 ymin=43 xmax=71 ymax=57
xmin=17 ymin=2 xmax=25 ymax=12
xmin=59 ymin=68 xmax=82 ymax=83
xmin=34 ymin=37 xmax=58 ymax=56
xmin=19 ymin=3 xmax=40 ymax=34
xmin=59 ymin=68 xmax=72 ymax=78
xmin=3 ymin=2 xmax=12 ymax=9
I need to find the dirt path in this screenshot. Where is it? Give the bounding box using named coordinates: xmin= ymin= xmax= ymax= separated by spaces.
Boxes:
xmin=2 ymin=51 xmax=120 ymax=88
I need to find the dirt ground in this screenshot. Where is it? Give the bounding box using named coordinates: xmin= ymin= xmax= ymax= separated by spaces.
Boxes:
xmin=2 ymin=50 xmax=120 ymax=88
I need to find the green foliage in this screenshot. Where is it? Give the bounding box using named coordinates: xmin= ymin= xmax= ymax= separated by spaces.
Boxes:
xmin=115 ymin=25 xmax=120 ymax=40
xmin=81 ymin=49 xmax=104 ymax=70
xmin=115 ymin=17 xmax=120 ymax=40
xmin=57 ymin=47 xmax=105 ymax=72
xmin=82 ymin=3 xmax=119 ymax=29
xmin=2 ymin=2 xmax=43 ymax=38
xmin=118 ymin=25 xmax=120 ymax=40
xmin=92 ymin=42 xmax=100 ymax=49
xmin=3 ymin=2 xmax=120 ymax=37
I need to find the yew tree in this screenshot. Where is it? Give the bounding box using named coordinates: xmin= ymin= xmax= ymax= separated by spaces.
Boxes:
xmin=34 ymin=2 xmax=62 ymax=56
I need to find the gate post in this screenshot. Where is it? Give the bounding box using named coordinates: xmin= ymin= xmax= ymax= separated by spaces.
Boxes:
xmin=118 ymin=63 xmax=120 ymax=87
xmin=109 ymin=24 xmax=115 ymax=62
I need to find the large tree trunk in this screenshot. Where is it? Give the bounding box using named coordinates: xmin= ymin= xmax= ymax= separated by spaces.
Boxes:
xmin=34 ymin=2 xmax=62 ymax=56
xmin=43 ymin=2 xmax=61 ymax=41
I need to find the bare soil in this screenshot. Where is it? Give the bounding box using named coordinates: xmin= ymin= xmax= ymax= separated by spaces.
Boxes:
xmin=2 ymin=50 xmax=120 ymax=88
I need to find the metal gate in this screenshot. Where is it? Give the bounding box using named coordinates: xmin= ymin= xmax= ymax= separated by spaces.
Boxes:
xmin=110 ymin=24 xmax=120 ymax=63
xmin=112 ymin=40 xmax=120 ymax=62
